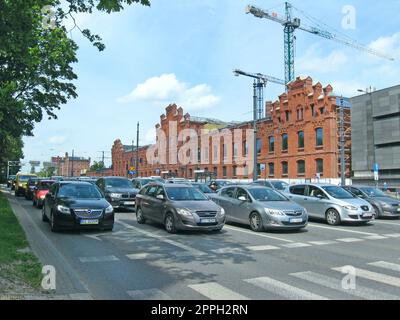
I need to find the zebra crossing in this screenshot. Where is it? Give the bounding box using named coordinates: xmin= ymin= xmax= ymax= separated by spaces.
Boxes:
xmin=125 ymin=259 xmax=400 ymax=300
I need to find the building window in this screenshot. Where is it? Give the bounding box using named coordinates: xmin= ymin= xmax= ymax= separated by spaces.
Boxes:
xmin=256 ymin=138 xmax=262 ymax=155
xmin=297 ymin=108 xmax=304 ymax=120
xmin=311 ymin=104 xmax=315 ymax=117
xmin=244 ymin=140 xmax=249 ymax=156
xmin=297 ymin=160 xmax=305 ymax=176
xmin=233 ymin=166 xmax=237 ymax=177
xmin=223 ymin=166 xmax=227 ymax=177
xmin=269 ymin=136 xmax=274 ymax=153
xmin=298 ymin=131 xmax=304 ymax=149
xmin=316 ymin=159 xmax=324 ymax=175
xmin=189 ymin=169 xmax=193 ymax=177
xmin=244 ymin=165 xmax=249 ymax=177
xmin=282 ymin=161 xmax=288 ymax=176
xmin=268 ymin=163 xmax=275 ymax=177
xmin=213 ymin=167 xmax=218 ymax=175
xmin=319 ymin=107 xmax=325 ymax=115
xmin=213 ymin=145 xmax=218 ymax=162
xmin=285 ymin=110 xmax=290 ymax=121
xmin=204 ymin=146 xmax=209 ymax=163
xmin=198 ymin=148 xmax=201 ymax=163
xmin=316 ymin=128 xmax=323 ymax=147
xmin=282 ymin=134 xmax=288 ymax=152
xmin=223 ymin=143 xmax=228 ymax=161
xmin=233 ymin=143 xmax=238 ymax=159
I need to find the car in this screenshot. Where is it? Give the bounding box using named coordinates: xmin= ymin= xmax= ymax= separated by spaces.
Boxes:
xmin=343 ymin=185 xmax=400 ymax=219
xmin=208 ymin=180 xmax=232 ymax=192
xmin=190 ymin=182 xmax=216 ymax=194
xmin=25 ymin=177 xmax=40 ymax=200
xmin=252 ymin=180 xmax=289 ymax=192
xmin=96 ymin=176 xmax=139 ymax=211
xmin=7 ymin=175 xmax=16 ymax=188
xmin=165 ymin=178 xmax=189 ymax=184
xmin=150 ymin=176 xmax=165 ymax=183
xmin=284 ymin=183 xmax=374 ymax=226
xmin=132 ymin=178 xmax=155 ymax=189
xmin=50 ymin=176 xmax=64 ymax=181
xmin=15 ymin=173 xmax=38 ymax=196
xmin=33 ymin=180 xmax=55 ymax=208
xmin=42 ymin=181 xmax=114 ymax=232
xmin=211 ymin=185 xmax=307 ymax=232
xmin=135 ymin=183 xmax=225 ymax=233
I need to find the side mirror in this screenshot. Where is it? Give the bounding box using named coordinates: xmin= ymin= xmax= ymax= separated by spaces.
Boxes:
xmin=316 ymin=194 xmax=324 ymax=199
xmin=238 ymin=196 xmax=247 ymax=201
xmin=156 ymin=194 xmax=165 ymax=200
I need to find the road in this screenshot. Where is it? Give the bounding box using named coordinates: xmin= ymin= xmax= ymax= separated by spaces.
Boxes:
xmin=3 ymin=187 xmax=400 ymax=300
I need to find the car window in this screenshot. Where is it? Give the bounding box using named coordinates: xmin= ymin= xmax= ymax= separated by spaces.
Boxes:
xmin=308 ymin=186 xmax=327 ymax=198
xmin=349 ymin=187 xmax=364 ymax=197
xmin=156 ymin=186 xmax=165 ymax=196
xmin=289 ymin=185 xmax=306 ymax=195
xmin=359 ymin=187 xmax=386 ymax=197
xmin=165 ymin=187 xmax=208 ymax=201
xmin=221 ymin=187 xmax=236 ymax=198
xmin=146 ymin=186 xmax=159 ymax=197
xmin=248 ymin=188 xmax=288 ymax=201
xmin=321 ymin=186 xmax=354 ymax=199
xmin=58 ymin=184 xmax=103 ymax=199
xmin=105 ymin=178 xmax=133 ymax=188
xmin=270 ymin=181 xmax=289 ymax=191
xmin=236 ymin=188 xmax=249 ymax=200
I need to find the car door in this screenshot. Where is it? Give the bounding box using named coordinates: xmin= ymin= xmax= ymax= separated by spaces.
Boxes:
xmin=142 ymin=185 xmax=158 ymax=219
xmin=152 ymin=186 xmax=167 ymax=223
xmin=217 ymin=187 xmax=237 ymax=222
xmin=45 ymin=184 xmax=58 ymax=217
xmin=287 ymin=185 xmax=308 ymax=209
xmin=307 ymin=185 xmax=330 ymax=218
xmin=232 ymin=188 xmax=253 ymax=223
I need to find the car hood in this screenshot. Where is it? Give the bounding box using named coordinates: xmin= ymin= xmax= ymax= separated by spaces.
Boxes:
xmin=336 ymin=197 xmax=370 ymax=207
xmin=259 ymin=201 xmax=304 ymax=212
xmin=373 ymin=197 xmax=400 ymax=205
xmin=105 ymin=187 xmax=138 ymax=194
xmin=58 ymin=198 xmax=110 ymax=209
xmin=173 ymin=200 xmax=221 ymax=212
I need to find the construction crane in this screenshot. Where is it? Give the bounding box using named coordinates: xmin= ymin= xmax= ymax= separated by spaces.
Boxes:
xmin=246 ymin=2 xmax=394 ymax=85
xmin=233 ymin=69 xmax=286 ymax=181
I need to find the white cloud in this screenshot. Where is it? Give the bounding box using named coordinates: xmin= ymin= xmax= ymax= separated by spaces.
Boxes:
xmin=48 ymin=136 xmax=67 ymax=145
xmin=118 ymin=74 xmax=221 ymax=111
xmin=331 ymin=80 xmax=367 ymax=97
xmin=143 ymin=127 xmax=156 ymax=145
xmin=369 ymin=32 xmax=400 ymax=60
xmin=297 ymin=44 xmax=348 ymax=74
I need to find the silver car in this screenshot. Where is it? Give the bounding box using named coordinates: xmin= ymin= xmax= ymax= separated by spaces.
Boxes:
xmin=211 ymin=185 xmax=308 ymax=232
xmin=284 ymin=183 xmax=374 ymax=225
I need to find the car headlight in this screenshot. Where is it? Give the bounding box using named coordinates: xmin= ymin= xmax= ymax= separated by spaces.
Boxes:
xmin=177 ymin=208 xmax=193 ymax=217
xmin=40 ymin=195 xmax=46 ymax=199
xmin=343 ymin=205 xmax=358 ymax=211
xmin=57 ymin=205 xmax=71 ymax=214
xmin=219 ymin=208 xmax=225 ymax=217
xmin=381 ymin=202 xmax=391 ymax=209
xmin=105 ymin=205 xmax=113 ymax=214
xmin=265 ymin=208 xmax=284 ymax=216
xmin=110 ymin=193 xmax=122 ymax=199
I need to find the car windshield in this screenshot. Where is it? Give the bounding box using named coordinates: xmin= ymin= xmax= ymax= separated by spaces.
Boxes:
xmin=192 ymin=184 xmax=213 ymax=193
xmin=38 ymin=182 xmax=55 ymax=190
xmin=270 ymin=181 xmax=289 ymax=191
xmin=28 ymin=179 xmax=38 ymax=185
xmin=58 ymin=184 xmax=103 ymax=199
xmin=140 ymin=179 xmax=153 ymax=186
xmin=360 ymin=187 xmax=386 ymax=197
xmin=165 ymin=187 xmax=208 ymax=201
xmin=248 ymin=188 xmax=288 ymax=201
xmin=321 ymin=186 xmax=354 ymax=199
xmin=18 ymin=175 xmax=35 ymax=182
xmin=105 ymin=178 xmax=133 ymax=189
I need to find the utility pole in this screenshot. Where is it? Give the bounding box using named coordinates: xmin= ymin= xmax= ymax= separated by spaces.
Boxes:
xmin=340 ymin=96 xmax=345 ymax=186
xmin=71 ymin=149 xmax=74 ymax=177
xmin=136 ymin=122 xmax=140 ymax=178
xmin=253 ymin=81 xmax=258 ymax=182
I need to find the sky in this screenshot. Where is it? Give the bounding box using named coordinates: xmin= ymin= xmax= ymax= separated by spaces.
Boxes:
xmin=22 ymin=0 xmax=400 ymax=171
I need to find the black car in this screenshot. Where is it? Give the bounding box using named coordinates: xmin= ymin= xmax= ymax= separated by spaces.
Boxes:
xmin=132 ymin=178 xmax=155 ymax=190
xmin=42 ymin=181 xmax=114 ymax=232
xmin=96 ymin=176 xmax=139 ymax=211
xmin=25 ymin=177 xmax=40 ymax=200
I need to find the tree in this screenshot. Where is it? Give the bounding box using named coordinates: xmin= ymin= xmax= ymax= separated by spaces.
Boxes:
xmin=90 ymin=161 xmax=105 ymax=172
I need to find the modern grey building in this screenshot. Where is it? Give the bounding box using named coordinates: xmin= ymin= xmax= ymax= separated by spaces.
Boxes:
xmin=350 ymin=85 xmax=400 ymax=186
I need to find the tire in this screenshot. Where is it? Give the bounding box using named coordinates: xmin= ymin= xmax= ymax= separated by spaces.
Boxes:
xmin=326 ymin=208 xmax=341 ymax=226
xmin=42 ymin=205 xmax=49 ymax=222
xmin=164 ymin=213 xmax=177 ymax=234
xmin=50 ymin=212 xmax=58 ymax=232
xmin=372 ymin=205 xmax=380 ymax=219
xmin=249 ymin=212 xmax=264 ymax=232
xmin=136 ymin=207 xmax=146 ymax=224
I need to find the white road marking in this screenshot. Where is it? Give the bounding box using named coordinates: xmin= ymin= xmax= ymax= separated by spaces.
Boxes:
xmin=373 ymin=220 xmax=400 ymax=226
xmin=332 ymin=266 xmax=400 ymax=288
xmin=188 ymin=282 xmax=249 ymax=300
xmin=78 ymin=255 xmax=119 ymax=263
xmin=117 ymin=220 xmax=207 ymax=256
xmin=383 ymin=233 xmax=400 ymax=238
xmin=126 ymin=253 xmax=162 ymax=260
xmin=307 ymin=223 xmax=378 ymax=236
xmin=69 ymin=293 xmax=94 ymax=300
xmin=282 ymin=242 xmax=312 ymax=248
xmin=363 ymin=235 xmax=388 ymax=240
xmin=82 ymin=234 xmax=103 ymax=242
xmin=246 ymin=245 xmax=280 ymax=251
xmin=336 ymin=238 xmax=364 ymax=243
xmin=245 ymin=276 xmax=328 ymax=300
xmin=127 ymin=289 xmax=171 ymax=300
xmin=308 ymin=240 xmax=338 ymax=246
xmin=211 ymin=248 xmax=245 ymax=254
xmin=224 ymin=225 xmax=294 ymax=243
xmin=368 ymin=261 xmax=400 ymax=272
xmin=291 ymin=271 xmax=399 ymax=300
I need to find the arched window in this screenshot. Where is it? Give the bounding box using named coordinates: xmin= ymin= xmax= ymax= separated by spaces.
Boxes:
xmin=297 ymin=160 xmax=305 ymax=176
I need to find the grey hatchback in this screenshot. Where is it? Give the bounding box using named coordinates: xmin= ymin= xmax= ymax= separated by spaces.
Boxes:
xmin=135 ymin=183 xmax=226 ymax=233
xmin=211 ymin=185 xmax=308 ymax=232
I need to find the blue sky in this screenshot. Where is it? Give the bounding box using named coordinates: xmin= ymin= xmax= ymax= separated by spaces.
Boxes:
xmin=22 ymin=0 xmax=400 ymax=171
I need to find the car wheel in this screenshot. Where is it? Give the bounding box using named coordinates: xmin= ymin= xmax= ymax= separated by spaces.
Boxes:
xmin=164 ymin=213 xmax=177 ymax=234
xmin=136 ymin=207 xmax=146 ymax=224
xmin=249 ymin=212 xmax=264 ymax=232
xmin=50 ymin=212 xmax=58 ymax=232
xmin=42 ymin=205 xmax=49 ymax=222
xmin=372 ymin=205 xmax=380 ymax=219
xmin=326 ymin=209 xmax=341 ymax=226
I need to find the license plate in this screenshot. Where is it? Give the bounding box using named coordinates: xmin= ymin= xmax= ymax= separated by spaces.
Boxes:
xmin=80 ymin=219 xmax=99 ymax=225
xmin=124 ymin=201 xmax=135 ymax=205
xmin=290 ymin=218 xmax=303 ymax=223
xmin=201 ymin=218 xmax=216 ymax=223
xmin=362 ymin=213 xmax=372 ymax=218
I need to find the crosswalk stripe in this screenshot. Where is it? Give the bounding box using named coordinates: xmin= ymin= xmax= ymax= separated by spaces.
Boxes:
xmin=291 ymin=271 xmax=399 ymax=300
xmin=78 ymin=255 xmax=119 ymax=263
xmin=336 ymin=238 xmax=364 ymax=243
xmin=363 ymin=235 xmax=388 ymax=240
xmin=246 ymin=245 xmax=280 ymax=251
xmin=383 ymin=233 xmax=400 ymax=238
xmin=188 ymin=283 xmax=249 ymax=300
xmin=244 ymin=276 xmax=329 ymax=300
xmin=127 ymin=289 xmax=171 ymax=300
xmin=282 ymin=242 xmax=312 ymax=248
xmin=211 ymin=248 xmax=244 ymax=254
xmin=332 ymin=266 xmax=400 ymax=287
xmin=307 ymin=223 xmax=378 ymax=236
xmin=368 ymin=261 xmax=400 ymax=272
xmin=126 ymin=253 xmax=162 ymax=260
xmin=308 ymin=240 xmax=338 ymax=246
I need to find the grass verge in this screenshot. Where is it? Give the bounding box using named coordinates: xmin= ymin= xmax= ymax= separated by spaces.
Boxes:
xmin=0 ymin=191 xmax=42 ymax=290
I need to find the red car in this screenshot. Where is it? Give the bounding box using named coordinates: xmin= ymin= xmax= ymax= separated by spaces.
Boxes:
xmin=33 ymin=180 xmax=55 ymax=208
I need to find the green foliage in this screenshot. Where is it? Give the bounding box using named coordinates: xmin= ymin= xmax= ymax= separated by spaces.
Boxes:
xmin=37 ymin=166 xmax=56 ymax=177
xmin=90 ymin=160 xmax=105 ymax=171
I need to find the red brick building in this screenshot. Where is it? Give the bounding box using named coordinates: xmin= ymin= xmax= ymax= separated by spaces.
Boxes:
xmin=111 ymin=76 xmax=351 ymax=180
xmin=51 ymin=153 xmax=91 ymax=177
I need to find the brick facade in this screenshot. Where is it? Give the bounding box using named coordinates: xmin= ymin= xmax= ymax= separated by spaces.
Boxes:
xmin=52 ymin=153 xmax=91 ymax=177
xmin=111 ymin=76 xmax=351 ymax=180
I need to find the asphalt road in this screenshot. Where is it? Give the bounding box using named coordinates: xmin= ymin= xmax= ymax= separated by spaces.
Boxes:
xmin=3 ymin=187 xmax=400 ymax=300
